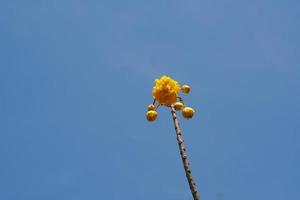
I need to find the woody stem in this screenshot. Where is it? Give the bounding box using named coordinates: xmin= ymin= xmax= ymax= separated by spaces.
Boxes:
xmin=170 ymin=105 xmax=200 ymax=200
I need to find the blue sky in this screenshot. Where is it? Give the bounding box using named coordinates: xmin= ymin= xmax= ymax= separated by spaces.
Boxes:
xmin=1 ymin=0 xmax=300 ymax=199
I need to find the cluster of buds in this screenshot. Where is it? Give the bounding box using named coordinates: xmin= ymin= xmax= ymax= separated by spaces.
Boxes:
xmin=146 ymin=79 xmax=195 ymax=122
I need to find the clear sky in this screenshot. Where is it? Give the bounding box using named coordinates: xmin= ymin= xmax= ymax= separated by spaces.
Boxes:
xmin=1 ymin=1 xmax=300 ymax=199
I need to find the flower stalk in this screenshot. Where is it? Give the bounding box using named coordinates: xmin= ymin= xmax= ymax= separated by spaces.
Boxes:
xmin=170 ymin=105 xmax=200 ymax=200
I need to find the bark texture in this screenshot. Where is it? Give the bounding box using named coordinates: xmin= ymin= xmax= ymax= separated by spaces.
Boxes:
xmin=170 ymin=105 xmax=200 ymax=200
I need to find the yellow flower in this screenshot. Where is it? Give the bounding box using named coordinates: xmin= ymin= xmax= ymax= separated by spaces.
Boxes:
xmin=182 ymin=107 xmax=195 ymax=119
xmin=152 ymin=76 xmax=180 ymax=106
xmin=146 ymin=110 xmax=158 ymax=122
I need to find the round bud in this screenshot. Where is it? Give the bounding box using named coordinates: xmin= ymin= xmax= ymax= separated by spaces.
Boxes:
xmin=146 ymin=110 xmax=158 ymax=122
xmin=182 ymin=107 xmax=195 ymax=119
xmin=173 ymin=102 xmax=184 ymax=111
xmin=147 ymin=104 xmax=156 ymax=111
xmin=181 ymin=85 xmax=191 ymax=94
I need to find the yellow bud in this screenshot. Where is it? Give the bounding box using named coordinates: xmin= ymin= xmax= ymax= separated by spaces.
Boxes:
xmin=146 ymin=110 xmax=158 ymax=122
xmin=173 ymin=102 xmax=184 ymax=111
xmin=147 ymin=104 xmax=156 ymax=111
xmin=181 ymin=85 xmax=191 ymax=94
xmin=182 ymin=107 xmax=195 ymax=119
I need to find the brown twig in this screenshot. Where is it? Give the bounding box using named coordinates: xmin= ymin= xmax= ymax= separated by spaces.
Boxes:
xmin=170 ymin=105 xmax=200 ymax=200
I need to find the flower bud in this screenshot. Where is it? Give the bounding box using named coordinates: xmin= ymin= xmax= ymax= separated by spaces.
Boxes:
xmin=182 ymin=107 xmax=195 ymax=119
xmin=181 ymin=85 xmax=191 ymax=94
xmin=173 ymin=102 xmax=184 ymax=111
xmin=147 ymin=104 xmax=156 ymax=111
xmin=146 ymin=110 xmax=158 ymax=122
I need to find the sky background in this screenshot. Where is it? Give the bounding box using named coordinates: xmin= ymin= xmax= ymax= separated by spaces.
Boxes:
xmin=1 ymin=0 xmax=300 ymax=199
